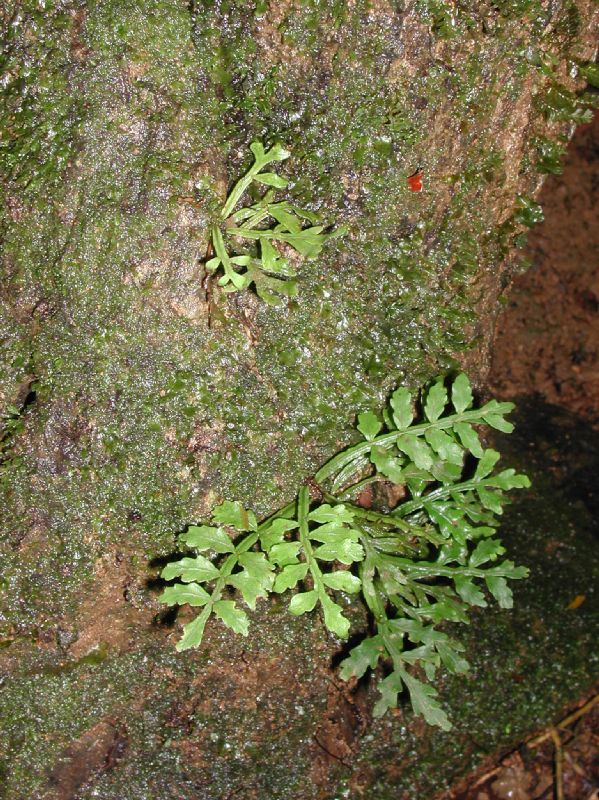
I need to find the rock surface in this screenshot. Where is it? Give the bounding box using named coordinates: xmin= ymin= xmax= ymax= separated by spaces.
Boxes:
xmin=0 ymin=400 xmax=597 ymax=799
xmin=1 ymin=2 xmax=598 ymax=798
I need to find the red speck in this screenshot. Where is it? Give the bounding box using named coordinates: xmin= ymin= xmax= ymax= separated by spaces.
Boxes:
xmin=407 ymin=170 xmax=423 ymax=193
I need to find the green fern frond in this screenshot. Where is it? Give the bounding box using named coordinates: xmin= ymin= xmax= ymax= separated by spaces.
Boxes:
xmin=206 ymin=141 xmax=346 ymax=303
xmin=159 ymin=373 xmax=530 ymax=729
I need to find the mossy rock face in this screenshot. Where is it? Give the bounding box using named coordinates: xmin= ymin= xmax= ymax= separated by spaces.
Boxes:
xmin=0 ymin=400 xmax=597 ymax=799
xmin=1 ymin=0 xmax=596 ymax=631
xmin=0 ymin=2 xmax=598 ymax=798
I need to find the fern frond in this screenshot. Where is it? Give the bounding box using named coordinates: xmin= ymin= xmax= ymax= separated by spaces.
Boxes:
xmin=159 ymin=373 xmax=530 ymax=729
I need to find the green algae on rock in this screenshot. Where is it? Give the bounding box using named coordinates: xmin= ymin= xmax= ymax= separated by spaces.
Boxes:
xmin=1 ymin=0 xmax=596 ymax=633
xmin=1 ymin=0 xmax=599 ymax=797
xmin=0 ymin=400 xmax=597 ymax=799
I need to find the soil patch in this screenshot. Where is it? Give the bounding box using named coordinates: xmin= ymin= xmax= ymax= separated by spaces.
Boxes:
xmin=490 ymin=111 xmax=599 ymax=423
xmin=448 ymin=694 xmax=599 ymax=800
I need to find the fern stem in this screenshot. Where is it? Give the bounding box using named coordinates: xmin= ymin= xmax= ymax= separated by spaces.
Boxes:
xmin=198 ymin=528 xmax=263 ymax=621
xmin=330 ymin=454 xmax=370 ymax=493
xmin=393 ymin=475 xmax=495 ymax=518
xmin=297 ymin=486 xmax=327 ymax=599
xmin=358 ymin=545 xmax=404 ymax=670
xmin=314 ymin=406 xmax=512 ymax=486
xmin=336 ymin=475 xmax=382 ymax=500
xmin=359 ymin=547 xmax=386 ymax=622
xmin=232 ymin=207 xmax=270 ymax=230
xmin=381 ymin=555 xmax=524 ymax=581
xmin=320 ymin=490 xmax=430 ymax=542
xmin=221 ymin=169 xmax=259 ymax=219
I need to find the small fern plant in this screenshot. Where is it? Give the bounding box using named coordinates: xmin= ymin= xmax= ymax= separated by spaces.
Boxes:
xmin=206 ymin=141 xmax=346 ymax=304
xmin=159 ymin=374 xmax=529 ymax=730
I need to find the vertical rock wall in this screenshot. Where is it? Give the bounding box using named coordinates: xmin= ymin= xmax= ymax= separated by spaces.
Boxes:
xmin=0 ymin=2 xmax=597 ymax=797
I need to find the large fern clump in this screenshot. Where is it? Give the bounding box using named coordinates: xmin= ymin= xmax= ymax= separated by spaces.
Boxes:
xmin=159 ymin=374 xmax=529 ymax=729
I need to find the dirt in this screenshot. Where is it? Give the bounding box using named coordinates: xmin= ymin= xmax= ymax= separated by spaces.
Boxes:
xmin=66 ymin=551 xmax=141 ymax=660
xmin=309 ymin=674 xmax=370 ymax=792
xmin=490 ymin=110 xmax=599 ymax=423
xmin=45 ymin=720 xmax=129 ymax=800
xmin=448 ymin=695 xmax=599 ymax=800
xmin=452 ymin=104 xmax=599 ymax=800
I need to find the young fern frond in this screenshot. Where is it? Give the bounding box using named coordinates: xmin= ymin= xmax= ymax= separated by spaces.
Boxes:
xmin=206 ymin=141 xmax=346 ymax=304
xmin=159 ymin=373 xmax=530 ymax=729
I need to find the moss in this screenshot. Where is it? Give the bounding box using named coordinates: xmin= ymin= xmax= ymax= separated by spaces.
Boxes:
xmin=492 ymin=0 xmax=545 ymax=20
xmin=537 ymin=83 xmax=595 ymax=124
xmin=0 ymin=0 xmax=595 ymax=765
xmin=0 ymin=401 xmax=597 ymax=799
xmin=0 ymin=3 xmax=83 ymax=197
xmin=533 ymin=135 xmax=567 ymax=174
xmin=0 ymin=0 xmax=484 ymax=624
xmin=513 ymin=195 xmax=545 ymax=227
xmin=0 ymin=608 xmax=326 ymax=800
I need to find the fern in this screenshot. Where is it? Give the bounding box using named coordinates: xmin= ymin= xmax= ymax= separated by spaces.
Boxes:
xmin=159 ymin=374 xmax=529 ymax=729
xmin=206 ymin=141 xmax=346 ymax=304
